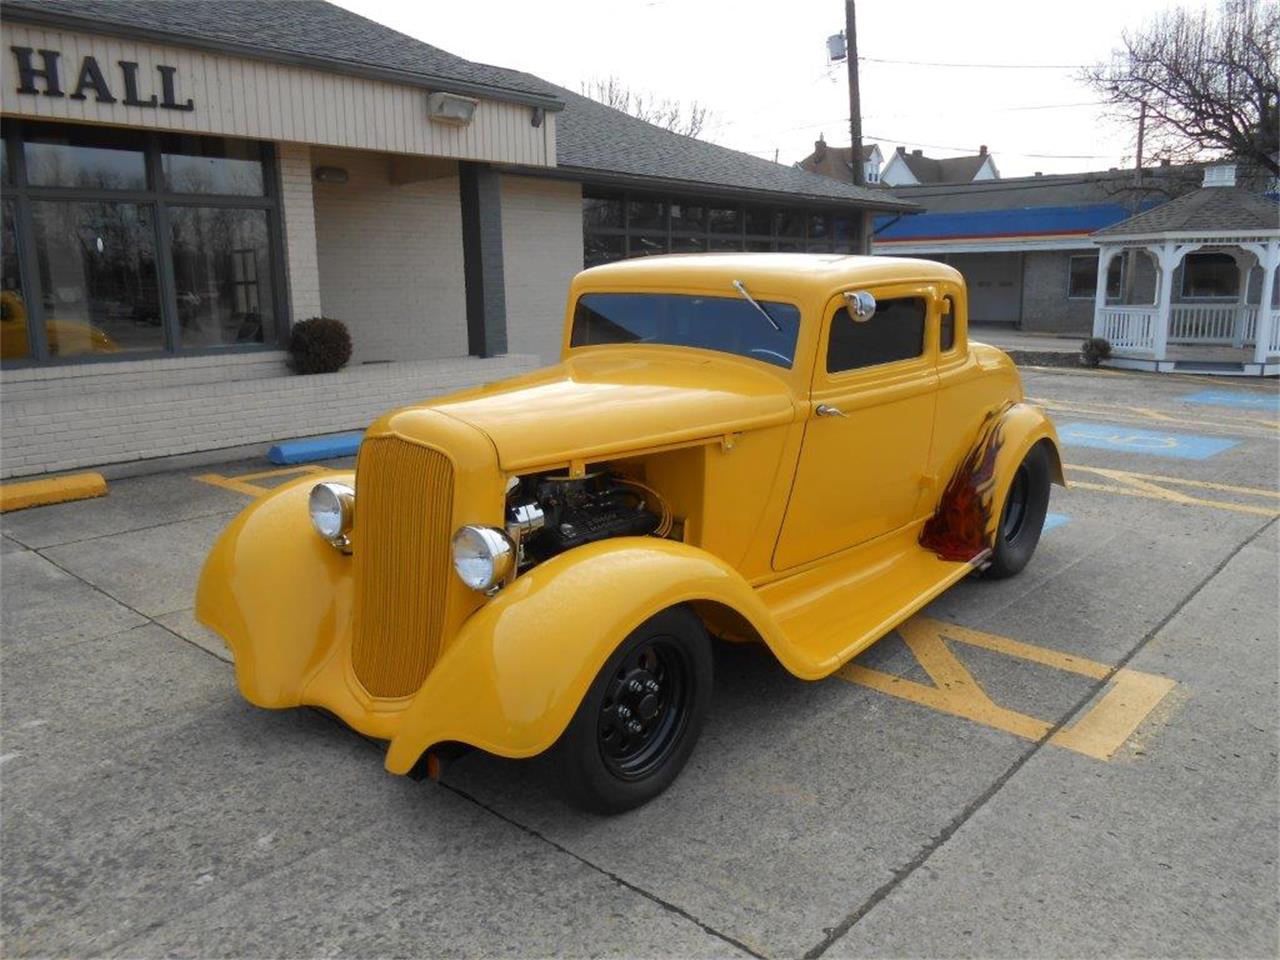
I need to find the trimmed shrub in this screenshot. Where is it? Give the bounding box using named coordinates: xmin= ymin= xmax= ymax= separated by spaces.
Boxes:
xmin=288 ymin=317 xmax=352 ymax=374
xmin=1080 ymin=336 xmax=1112 ymax=368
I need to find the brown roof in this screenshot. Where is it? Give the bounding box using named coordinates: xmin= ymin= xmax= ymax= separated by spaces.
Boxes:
xmin=797 ymin=141 xmax=878 ymax=184
xmin=1093 ymin=186 xmax=1279 ymax=237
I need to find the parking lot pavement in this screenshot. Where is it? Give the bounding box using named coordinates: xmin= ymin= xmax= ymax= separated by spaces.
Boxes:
xmin=2 ymin=369 xmax=1277 ymax=958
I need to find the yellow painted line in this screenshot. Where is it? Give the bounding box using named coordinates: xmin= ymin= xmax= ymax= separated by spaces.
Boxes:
xmin=1050 ymin=670 xmax=1178 ymax=760
xmin=0 ymin=472 xmax=107 ymax=512
xmin=1070 ymin=465 xmax=1280 ymax=498
xmin=1064 ymin=464 xmax=1280 ymax=518
xmin=1031 ymin=396 xmax=1279 ymax=434
xmin=196 ymin=464 xmax=326 ymax=498
xmin=836 ymin=616 xmax=1176 ymax=762
xmin=934 ymin=619 xmax=1110 ymax=680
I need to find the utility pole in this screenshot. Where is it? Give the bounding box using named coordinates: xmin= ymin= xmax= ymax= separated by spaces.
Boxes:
xmin=1121 ymin=103 xmax=1146 ymax=304
xmin=845 ymin=0 xmax=864 ymax=188
xmin=844 ymin=0 xmax=869 ymax=253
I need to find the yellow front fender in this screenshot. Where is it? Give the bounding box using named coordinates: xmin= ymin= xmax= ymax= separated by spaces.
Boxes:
xmin=196 ymin=470 xmax=356 ymax=708
xmin=383 ymin=537 xmax=788 ymax=774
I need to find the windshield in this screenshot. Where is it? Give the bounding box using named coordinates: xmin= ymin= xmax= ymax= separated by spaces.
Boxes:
xmin=570 ymin=292 xmax=802 ymax=368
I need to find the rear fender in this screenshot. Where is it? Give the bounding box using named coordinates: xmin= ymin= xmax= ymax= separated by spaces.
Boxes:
xmin=195 ymin=471 xmax=355 ymax=708
xmin=384 ymin=537 xmax=789 ymax=774
xmin=921 ymin=401 xmax=1063 ymax=563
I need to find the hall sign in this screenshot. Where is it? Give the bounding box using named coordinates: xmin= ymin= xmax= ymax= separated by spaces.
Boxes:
xmin=10 ymin=46 xmax=195 ymax=111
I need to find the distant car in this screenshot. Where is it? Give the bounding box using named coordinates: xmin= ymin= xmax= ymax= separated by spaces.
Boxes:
xmin=198 ymin=254 xmax=1063 ymax=813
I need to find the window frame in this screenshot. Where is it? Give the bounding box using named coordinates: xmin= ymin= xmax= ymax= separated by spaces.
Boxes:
xmin=581 ymin=186 xmax=862 ymax=269
xmin=819 ymin=284 xmax=934 ymax=381
xmin=1066 ymin=253 xmax=1124 ymax=301
xmin=1 ymin=119 xmax=287 ymax=368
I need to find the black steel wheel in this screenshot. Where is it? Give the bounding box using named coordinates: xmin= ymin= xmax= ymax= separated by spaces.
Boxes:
xmin=982 ymin=441 xmax=1052 ymax=580
xmin=552 ymin=606 xmax=712 ymax=814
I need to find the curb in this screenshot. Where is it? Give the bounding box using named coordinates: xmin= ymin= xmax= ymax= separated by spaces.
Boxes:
xmin=0 ymin=472 xmax=108 ymax=512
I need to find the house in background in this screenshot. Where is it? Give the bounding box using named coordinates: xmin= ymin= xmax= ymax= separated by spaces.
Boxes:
xmin=797 ymin=137 xmax=884 ymax=184
xmin=879 ymin=145 xmax=999 ymax=186
xmin=870 ymin=164 xmax=1206 ymax=332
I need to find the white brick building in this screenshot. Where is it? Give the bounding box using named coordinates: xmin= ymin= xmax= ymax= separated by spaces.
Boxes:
xmin=0 ymin=0 xmax=910 ymax=479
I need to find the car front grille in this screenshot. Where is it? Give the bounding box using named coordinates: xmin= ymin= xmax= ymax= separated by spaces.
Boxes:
xmin=351 ymin=435 xmax=455 ymax=698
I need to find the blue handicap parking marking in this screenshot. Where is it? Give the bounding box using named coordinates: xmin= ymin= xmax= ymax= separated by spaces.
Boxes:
xmin=1042 ymin=513 xmax=1069 ymax=533
xmin=1056 ymin=421 xmax=1240 ymax=461
xmin=1181 ymin=389 xmax=1280 ymax=413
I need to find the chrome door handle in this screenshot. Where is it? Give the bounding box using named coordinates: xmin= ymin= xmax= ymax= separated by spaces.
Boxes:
xmin=815 ymin=404 xmax=848 ymax=418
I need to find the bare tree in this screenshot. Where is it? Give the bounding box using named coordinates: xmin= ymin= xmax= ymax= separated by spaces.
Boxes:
xmin=581 ymin=76 xmax=711 ymax=139
xmin=1085 ymin=0 xmax=1279 ymax=178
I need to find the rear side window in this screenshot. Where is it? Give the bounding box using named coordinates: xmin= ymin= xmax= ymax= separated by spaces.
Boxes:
xmin=826 ymin=296 xmax=926 ymax=373
xmin=940 ymin=295 xmax=956 ymax=352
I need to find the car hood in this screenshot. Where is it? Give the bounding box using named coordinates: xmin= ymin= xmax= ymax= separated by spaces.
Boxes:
xmin=413 ymin=350 xmax=798 ymax=471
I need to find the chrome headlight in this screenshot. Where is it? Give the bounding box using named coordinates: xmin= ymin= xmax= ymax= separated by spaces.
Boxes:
xmin=452 ymin=524 xmax=515 ymax=593
xmin=309 ymin=482 xmax=354 ymax=550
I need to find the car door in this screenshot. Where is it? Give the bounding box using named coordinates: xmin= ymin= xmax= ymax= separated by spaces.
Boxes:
xmin=773 ymin=283 xmax=940 ymax=570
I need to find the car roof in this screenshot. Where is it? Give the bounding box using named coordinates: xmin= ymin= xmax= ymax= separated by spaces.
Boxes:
xmin=575 ymin=253 xmax=962 ymax=299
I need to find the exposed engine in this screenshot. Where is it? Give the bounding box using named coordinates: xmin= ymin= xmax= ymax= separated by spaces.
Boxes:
xmin=505 ymin=471 xmax=670 ymax=565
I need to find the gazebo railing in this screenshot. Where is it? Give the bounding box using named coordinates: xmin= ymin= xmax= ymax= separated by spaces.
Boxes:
xmin=1097 ymin=306 xmax=1157 ymax=351
xmin=1168 ymin=304 xmax=1239 ymax=344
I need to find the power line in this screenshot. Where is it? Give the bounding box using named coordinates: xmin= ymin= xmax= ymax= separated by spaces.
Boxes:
xmin=862 ymin=133 xmax=1113 ymax=160
xmin=859 ymin=55 xmax=1088 ymax=69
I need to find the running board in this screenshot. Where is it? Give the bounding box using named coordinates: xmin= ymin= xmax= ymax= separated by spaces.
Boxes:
xmin=757 ymin=524 xmax=974 ymax=679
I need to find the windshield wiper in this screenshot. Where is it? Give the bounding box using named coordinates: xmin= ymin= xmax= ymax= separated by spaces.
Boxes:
xmin=731 ymin=279 xmax=782 ymax=332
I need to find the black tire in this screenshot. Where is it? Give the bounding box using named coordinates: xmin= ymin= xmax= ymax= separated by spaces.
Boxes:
xmin=551 ymin=606 xmax=712 ymax=814
xmin=981 ymin=442 xmax=1052 ymax=580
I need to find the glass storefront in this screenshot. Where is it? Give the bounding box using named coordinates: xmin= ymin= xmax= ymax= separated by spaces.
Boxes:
xmin=583 ymin=187 xmax=862 ymax=268
xmin=1 ymin=119 xmax=283 ymax=364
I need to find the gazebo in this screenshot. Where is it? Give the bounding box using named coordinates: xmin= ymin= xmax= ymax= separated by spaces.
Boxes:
xmin=1090 ymin=164 xmax=1279 ymax=377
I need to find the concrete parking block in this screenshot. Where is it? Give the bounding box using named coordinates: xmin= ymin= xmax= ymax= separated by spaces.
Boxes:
xmin=0 ymin=551 xmax=146 ymax=658
xmin=41 ymin=513 xmax=233 ymax=619
xmin=830 ymin=524 xmax=1280 ymax=959
xmin=1 ymin=467 xmax=245 ymax=550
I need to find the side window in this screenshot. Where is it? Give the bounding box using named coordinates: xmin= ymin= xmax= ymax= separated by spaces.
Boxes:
xmin=827 ymin=295 xmax=926 ymax=373
xmin=940 ymin=295 xmax=956 ymax=352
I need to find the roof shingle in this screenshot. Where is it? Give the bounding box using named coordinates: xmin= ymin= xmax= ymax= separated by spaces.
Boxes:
xmin=1093 ymin=186 xmax=1279 ymax=237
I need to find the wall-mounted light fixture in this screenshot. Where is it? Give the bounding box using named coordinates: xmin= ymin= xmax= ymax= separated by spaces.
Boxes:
xmin=530 ymin=106 xmax=545 ymax=128
xmin=313 ymin=165 xmax=349 ymax=184
xmin=425 ymin=91 xmax=478 ymax=126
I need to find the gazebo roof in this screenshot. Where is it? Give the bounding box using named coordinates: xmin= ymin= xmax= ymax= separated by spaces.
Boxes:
xmin=1093 ymin=186 xmax=1278 ymax=240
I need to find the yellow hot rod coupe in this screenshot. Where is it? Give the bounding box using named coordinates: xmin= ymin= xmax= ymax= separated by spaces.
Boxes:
xmin=197 ymin=254 xmax=1063 ymax=813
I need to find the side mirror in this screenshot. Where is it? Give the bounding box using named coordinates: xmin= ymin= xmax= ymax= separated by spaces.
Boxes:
xmin=843 ymin=290 xmax=876 ymax=322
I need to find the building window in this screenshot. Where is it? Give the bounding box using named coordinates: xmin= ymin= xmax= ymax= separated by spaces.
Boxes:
xmin=1 ymin=119 xmax=283 ymax=365
xmin=30 ymin=200 xmax=163 ymax=357
xmin=827 ymin=296 xmax=926 ymax=373
xmin=1067 ymin=254 xmax=1123 ymax=300
xmin=582 ymin=188 xmax=860 ymax=268
xmin=1180 ymin=253 xmax=1238 ymax=299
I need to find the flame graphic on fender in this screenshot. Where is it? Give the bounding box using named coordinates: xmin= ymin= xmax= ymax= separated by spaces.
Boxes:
xmin=920 ymin=403 xmax=1011 ymax=564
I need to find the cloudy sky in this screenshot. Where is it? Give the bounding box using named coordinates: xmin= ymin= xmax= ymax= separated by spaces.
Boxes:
xmin=333 ymin=0 xmax=1193 ymax=179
